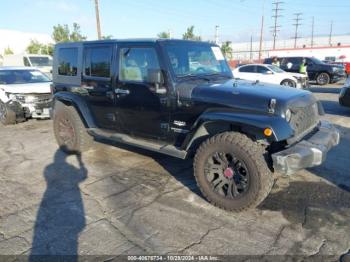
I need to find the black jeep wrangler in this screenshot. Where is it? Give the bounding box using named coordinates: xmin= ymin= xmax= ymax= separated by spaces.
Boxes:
xmin=51 ymin=39 xmax=339 ymax=211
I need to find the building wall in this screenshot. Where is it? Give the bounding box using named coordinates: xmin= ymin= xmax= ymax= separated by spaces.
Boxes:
xmin=230 ymin=35 xmax=350 ymax=61
xmin=0 ymin=29 xmax=52 ymax=55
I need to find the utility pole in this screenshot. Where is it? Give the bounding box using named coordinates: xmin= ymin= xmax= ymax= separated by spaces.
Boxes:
xmin=329 ymin=21 xmax=333 ymax=46
xmin=292 ymin=13 xmax=302 ymax=48
xmin=271 ymin=1 xmax=283 ymax=50
xmin=94 ymin=0 xmax=102 ymax=40
xmin=215 ymin=25 xmax=219 ymax=44
xmin=258 ymin=0 xmax=266 ymax=61
xmin=311 ymin=16 xmax=314 ymax=47
xmin=250 ymin=35 xmax=253 ymax=61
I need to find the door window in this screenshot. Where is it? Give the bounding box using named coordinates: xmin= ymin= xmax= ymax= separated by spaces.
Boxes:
xmin=239 ymin=65 xmax=256 ymax=73
xmin=256 ymin=66 xmax=270 ymax=74
xmin=84 ymin=46 xmax=112 ymax=78
xmin=119 ymin=47 xmax=160 ymax=82
xmin=58 ymin=48 xmax=78 ymax=76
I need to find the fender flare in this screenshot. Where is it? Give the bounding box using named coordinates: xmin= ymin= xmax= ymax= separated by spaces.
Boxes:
xmin=182 ymin=111 xmax=293 ymax=151
xmin=53 ymin=92 xmax=97 ymax=128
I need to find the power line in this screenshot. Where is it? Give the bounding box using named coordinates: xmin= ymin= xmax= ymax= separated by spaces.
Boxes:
xmin=292 ymin=13 xmax=302 ymax=48
xmin=271 ymin=1 xmax=283 ymax=50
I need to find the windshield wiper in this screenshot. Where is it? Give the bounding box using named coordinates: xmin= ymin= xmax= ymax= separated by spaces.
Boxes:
xmin=177 ymin=74 xmax=211 ymax=81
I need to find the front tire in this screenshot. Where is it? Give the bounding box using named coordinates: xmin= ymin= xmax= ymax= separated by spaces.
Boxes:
xmin=281 ymin=79 xmax=296 ymax=87
xmin=0 ymin=101 xmax=16 ymax=125
xmin=194 ymin=132 xmax=273 ymax=212
xmin=53 ymin=101 xmax=92 ymax=154
xmin=316 ymin=72 xmax=330 ymax=85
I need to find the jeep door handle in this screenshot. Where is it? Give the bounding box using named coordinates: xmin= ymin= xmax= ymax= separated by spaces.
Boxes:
xmin=115 ymin=88 xmax=130 ymax=95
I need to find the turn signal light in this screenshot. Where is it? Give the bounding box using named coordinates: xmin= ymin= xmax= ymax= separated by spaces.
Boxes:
xmin=264 ymin=128 xmax=273 ymax=137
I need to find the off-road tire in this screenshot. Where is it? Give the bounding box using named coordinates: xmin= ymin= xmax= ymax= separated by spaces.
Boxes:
xmin=194 ymin=132 xmax=273 ymax=212
xmin=316 ymin=72 xmax=330 ymax=85
xmin=0 ymin=101 xmax=16 ymax=125
xmin=53 ymin=101 xmax=92 ymax=154
xmin=281 ymin=79 xmax=296 ymax=87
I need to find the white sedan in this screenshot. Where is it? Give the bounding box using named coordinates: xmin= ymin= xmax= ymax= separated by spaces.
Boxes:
xmin=232 ymin=64 xmax=309 ymax=88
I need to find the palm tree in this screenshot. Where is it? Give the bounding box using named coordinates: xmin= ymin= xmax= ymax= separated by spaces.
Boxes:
xmin=221 ymin=41 xmax=233 ymax=59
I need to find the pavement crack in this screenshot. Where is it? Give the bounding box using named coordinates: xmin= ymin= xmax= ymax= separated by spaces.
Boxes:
xmin=175 ymin=225 xmax=223 ymax=254
xmin=302 ymin=207 xmax=308 ymax=227
xmin=100 ymin=218 xmax=153 ymax=253
xmin=265 ymin=225 xmax=289 ymax=255
xmin=309 ymin=239 xmax=327 ymax=257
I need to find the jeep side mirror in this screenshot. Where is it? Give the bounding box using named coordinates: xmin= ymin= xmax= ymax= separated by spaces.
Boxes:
xmin=148 ymin=69 xmax=167 ymax=94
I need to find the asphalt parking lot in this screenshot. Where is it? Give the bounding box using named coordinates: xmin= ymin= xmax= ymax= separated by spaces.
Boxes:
xmin=0 ymin=84 xmax=349 ymax=259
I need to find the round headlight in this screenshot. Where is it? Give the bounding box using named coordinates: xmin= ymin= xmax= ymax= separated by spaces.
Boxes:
xmin=285 ymin=109 xmax=292 ymax=122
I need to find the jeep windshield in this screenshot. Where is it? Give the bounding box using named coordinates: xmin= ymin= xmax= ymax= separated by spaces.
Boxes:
xmin=0 ymin=70 xmax=51 ymax=85
xmin=163 ymin=42 xmax=232 ymax=79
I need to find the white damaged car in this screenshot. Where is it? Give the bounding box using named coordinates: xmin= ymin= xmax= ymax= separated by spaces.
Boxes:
xmin=0 ymin=67 xmax=52 ymax=125
xmin=233 ymin=64 xmax=309 ymax=88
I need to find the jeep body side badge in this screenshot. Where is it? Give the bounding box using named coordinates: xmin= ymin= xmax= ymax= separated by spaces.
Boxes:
xmin=268 ymin=98 xmax=276 ymax=114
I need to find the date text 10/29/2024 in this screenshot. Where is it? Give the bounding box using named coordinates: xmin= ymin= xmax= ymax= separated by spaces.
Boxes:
xmin=127 ymin=255 xmax=220 ymax=261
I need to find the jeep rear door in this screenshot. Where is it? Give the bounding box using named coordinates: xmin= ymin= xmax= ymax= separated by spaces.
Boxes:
xmin=82 ymin=43 xmax=117 ymax=130
xmin=114 ymin=44 xmax=170 ymax=140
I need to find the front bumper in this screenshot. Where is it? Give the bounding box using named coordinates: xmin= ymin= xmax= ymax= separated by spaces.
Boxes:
xmin=272 ymin=120 xmax=340 ymax=175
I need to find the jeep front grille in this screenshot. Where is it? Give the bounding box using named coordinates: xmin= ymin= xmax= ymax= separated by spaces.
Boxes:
xmin=290 ymin=103 xmax=319 ymax=137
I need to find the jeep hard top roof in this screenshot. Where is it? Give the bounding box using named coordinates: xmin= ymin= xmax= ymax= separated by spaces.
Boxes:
xmin=54 ymin=38 xmax=215 ymax=47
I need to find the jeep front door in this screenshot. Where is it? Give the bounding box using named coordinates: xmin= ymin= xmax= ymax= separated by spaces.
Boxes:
xmin=115 ymin=45 xmax=169 ymax=140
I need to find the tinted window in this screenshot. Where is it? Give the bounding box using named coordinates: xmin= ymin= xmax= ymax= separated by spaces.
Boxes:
xmin=29 ymin=56 xmax=52 ymax=67
xmin=256 ymin=66 xmax=270 ymax=74
xmin=287 ymin=57 xmax=302 ymax=65
xmin=119 ymin=47 xmax=160 ymax=82
xmin=0 ymin=70 xmax=50 ymax=84
xmin=23 ymin=57 xmax=31 ymax=67
xmin=239 ymin=65 xmax=255 ymax=73
xmin=84 ymin=46 xmax=112 ymax=78
xmin=58 ymin=48 xmax=78 ymax=76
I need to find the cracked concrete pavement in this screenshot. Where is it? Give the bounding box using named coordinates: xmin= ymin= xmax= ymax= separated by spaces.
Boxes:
xmin=0 ymin=85 xmax=349 ymax=259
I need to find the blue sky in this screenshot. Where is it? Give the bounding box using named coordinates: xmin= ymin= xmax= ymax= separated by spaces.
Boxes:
xmin=0 ymin=0 xmax=349 ymax=42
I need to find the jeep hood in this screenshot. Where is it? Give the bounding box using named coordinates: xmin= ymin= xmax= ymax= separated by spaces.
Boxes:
xmin=0 ymin=82 xmax=51 ymax=94
xmin=179 ymin=79 xmax=315 ymax=113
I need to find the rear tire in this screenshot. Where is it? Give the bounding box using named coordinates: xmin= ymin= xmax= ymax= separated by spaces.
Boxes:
xmin=0 ymin=101 xmax=16 ymax=125
xmin=316 ymin=72 xmax=330 ymax=85
xmin=194 ymin=132 xmax=273 ymax=212
xmin=53 ymin=101 xmax=93 ymax=154
xmin=281 ymin=79 xmax=296 ymax=87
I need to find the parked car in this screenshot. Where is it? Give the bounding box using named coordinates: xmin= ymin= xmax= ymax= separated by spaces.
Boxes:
xmin=2 ymin=54 xmax=53 ymax=77
xmin=264 ymin=56 xmax=346 ymax=85
xmin=339 ymin=76 xmax=350 ymax=107
xmin=232 ymin=64 xmax=309 ymax=88
xmin=51 ymin=39 xmax=339 ymax=212
xmin=0 ymin=67 xmax=52 ymax=125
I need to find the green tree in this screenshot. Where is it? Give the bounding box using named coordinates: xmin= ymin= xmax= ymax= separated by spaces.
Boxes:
xmin=4 ymin=47 xmax=14 ymax=55
xmin=182 ymin=26 xmax=201 ymax=41
xmin=157 ymin=31 xmax=170 ymax=39
xmin=52 ymin=23 xmax=86 ymax=43
xmin=26 ymin=39 xmax=42 ymax=54
xmin=26 ymin=40 xmax=54 ymax=56
xmin=220 ymin=41 xmax=233 ymax=59
xmin=101 ymin=35 xmax=113 ymax=40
